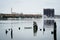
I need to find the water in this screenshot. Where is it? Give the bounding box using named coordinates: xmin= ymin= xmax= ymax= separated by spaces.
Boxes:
xmin=0 ymin=18 xmax=59 ymax=40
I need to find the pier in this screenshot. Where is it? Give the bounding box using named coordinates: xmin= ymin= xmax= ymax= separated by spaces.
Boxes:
xmin=0 ymin=14 xmax=42 ymax=18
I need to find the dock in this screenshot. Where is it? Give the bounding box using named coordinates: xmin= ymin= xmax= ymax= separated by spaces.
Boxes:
xmin=0 ymin=14 xmax=42 ymax=18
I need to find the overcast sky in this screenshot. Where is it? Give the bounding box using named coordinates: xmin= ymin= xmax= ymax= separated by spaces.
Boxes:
xmin=0 ymin=0 xmax=60 ymax=15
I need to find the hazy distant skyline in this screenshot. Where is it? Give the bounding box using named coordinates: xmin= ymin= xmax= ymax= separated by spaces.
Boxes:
xmin=0 ymin=0 xmax=60 ymax=15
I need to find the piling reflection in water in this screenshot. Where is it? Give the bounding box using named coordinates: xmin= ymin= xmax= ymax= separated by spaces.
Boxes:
xmin=40 ymin=29 xmax=42 ymax=31
xmin=44 ymin=20 xmax=57 ymax=40
xmin=33 ymin=21 xmax=38 ymax=36
xmin=8 ymin=29 xmax=10 ymax=31
xmin=54 ymin=22 xmax=57 ymax=40
xmin=43 ymin=28 xmax=45 ymax=34
xmin=5 ymin=29 xmax=8 ymax=35
xmin=11 ymin=28 xmax=13 ymax=39
xmin=51 ymin=31 xmax=54 ymax=34
xmin=4 ymin=20 xmax=57 ymax=40
xmin=18 ymin=27 xmax=20 ymax=30
xmin=5 ymin=28 xmax=13 ymax=39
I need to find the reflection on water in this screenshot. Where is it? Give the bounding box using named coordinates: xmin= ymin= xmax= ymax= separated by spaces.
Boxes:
xmin=0 ymin=18 xmax=59 ymax=40
xmin=33 ymin=21 xmax=38 ymax=36
xmin=43 ymin=28 xmax=45 ymax=35
xmin=40 ymin=29 xmax=42 ymax=31
xmin=44 ymin=19 xmax=57 ymax=40
xmin=18 ymin=27 xmax=20 ymax=30
xmin=5 ymin=28 xmax=13 ymax=39
xmin=5 ymin=29 xmax=8 ymax=35
xmin=8 ymin=28 xmax=10 ymax=31
xmin=24 ymin=27 xmax=32 ymax=29
xmin=54 ymin=22 xmax=57 ymax=40
xmin=11 ymin=28 xmax=13 ymax=39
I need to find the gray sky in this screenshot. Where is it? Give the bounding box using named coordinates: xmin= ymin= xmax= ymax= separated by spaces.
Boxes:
xmin=0 ymin=0 xmax=60 ymax=15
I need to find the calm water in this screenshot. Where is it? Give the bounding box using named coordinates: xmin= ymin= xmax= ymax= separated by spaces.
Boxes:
xmin=0 ymin=18 xmax=60 ymax=40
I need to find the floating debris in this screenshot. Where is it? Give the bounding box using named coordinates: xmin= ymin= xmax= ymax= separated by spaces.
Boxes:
xmin=24 ymin=27 xmax=32 ymax=29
